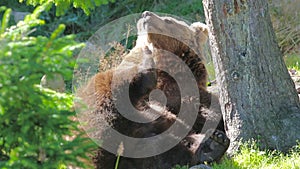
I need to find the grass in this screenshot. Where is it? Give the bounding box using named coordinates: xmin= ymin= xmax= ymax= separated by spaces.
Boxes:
xmin=174 ymin=141 xmax=300 ymax=169
xmin=211 ymin=141 xmax=300 ymax=169
xmin=284 ymin=53 xmax=300 ymax=72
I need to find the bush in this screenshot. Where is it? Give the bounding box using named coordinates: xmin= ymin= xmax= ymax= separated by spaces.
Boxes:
xmin=1 ymin=0 xmax=206 ymax=42
xmin=0 ymin=4 xmax=96 ymax=168
xmin=20 ymin=0 xmax=115 ymax=16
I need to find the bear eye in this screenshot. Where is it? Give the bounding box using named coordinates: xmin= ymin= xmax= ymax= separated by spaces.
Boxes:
xmin=164 ymin=19 xmax=174 ymax=24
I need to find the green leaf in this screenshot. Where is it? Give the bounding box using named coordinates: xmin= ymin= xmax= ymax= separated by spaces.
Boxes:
xmin=1 ymin=8 xmax=11 ymax=34
xmin=50 ymin=24 xmax=66 ymax=40
xmin=19 ymin=0 xmax=116 ymax=16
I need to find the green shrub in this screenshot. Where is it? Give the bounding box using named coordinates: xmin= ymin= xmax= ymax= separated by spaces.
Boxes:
xmin=20 ymin=0 xmax=115 ymax=16
xmin=0 ymin=4 xmax=96 ymax=169
xmin=1 ymin=0 xmax=206 ymax=42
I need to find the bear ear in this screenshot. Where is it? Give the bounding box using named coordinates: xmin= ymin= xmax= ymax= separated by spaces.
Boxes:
xmin=190 ymin=22 xmax=209 ymax=44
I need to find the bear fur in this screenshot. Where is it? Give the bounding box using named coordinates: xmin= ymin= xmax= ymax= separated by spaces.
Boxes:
xmin=77 ymin=46 xmax=157 ymax=139
xmin=139 ymin=11 xmax=225 ymax=133
xmin=77 ymin=11 xmax=229 ymax=169
xmin=77 ymin=47 xmax=229 ymax=169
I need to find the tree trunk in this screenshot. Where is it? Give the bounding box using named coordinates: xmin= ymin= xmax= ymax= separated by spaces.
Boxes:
xmin=203 ymin=0 xmax=300 ymax=153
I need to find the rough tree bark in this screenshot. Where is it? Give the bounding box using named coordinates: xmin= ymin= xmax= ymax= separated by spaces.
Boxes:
xmin=203 ymin=0 xmax=300 ymax=153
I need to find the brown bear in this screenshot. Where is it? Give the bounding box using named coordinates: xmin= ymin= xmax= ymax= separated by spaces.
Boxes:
xmin=77 ymin=11 xmax=229 ymax=169
xmin=77 ymin=47 xmax=228 ymax=169
xmin=139 ymin=11 xmax=225 ymax=133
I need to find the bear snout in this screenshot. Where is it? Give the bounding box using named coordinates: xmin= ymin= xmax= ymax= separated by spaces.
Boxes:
xmin=142 ymin=11 xmax=153 ymax=18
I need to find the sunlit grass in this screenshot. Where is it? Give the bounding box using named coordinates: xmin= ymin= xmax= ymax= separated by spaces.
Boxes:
xmin=284 ymin=53 xmax=300 ymax=71
xmin=174 ymin=141 xmax=300 ymax=169
xmin=212 ymin=141 xmax=300 ymax=169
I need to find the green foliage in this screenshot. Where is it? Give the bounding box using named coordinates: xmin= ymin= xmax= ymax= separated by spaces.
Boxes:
xmin=284 ymin=54 xmax=300 ymax=71
xmin=19 ymin=0 xmax=115 ymax=16
xmin=0 ymin=4 xmax=96 ymax=168
xmin=1 ymin=0 xmax=206 ymax=42
xmin=212 ymin=141 xmax=300 ymax=169
xmin=152 ymin=0 xmax=205 ymax=22
xmin=0 ymin=7 xmax=11 ymax=34
xmin=173 ymin=141 xmax=300 ymax=169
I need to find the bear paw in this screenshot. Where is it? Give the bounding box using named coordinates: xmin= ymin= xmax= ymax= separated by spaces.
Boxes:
xmin=197 ymin=130 xmax=230 ymax=163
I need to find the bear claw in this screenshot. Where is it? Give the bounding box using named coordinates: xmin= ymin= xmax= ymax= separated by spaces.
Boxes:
xmin=210 ymin=130 xmax=230 ymax=147
xmin=197 ymin=130 xmax=230 ymax=163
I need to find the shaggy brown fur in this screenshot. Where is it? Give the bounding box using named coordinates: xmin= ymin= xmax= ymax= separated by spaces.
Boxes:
xmin=78 ymin=11 xmax=229 ymax=169
xmin=139 ymin=11 xmax=225 ymax=132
